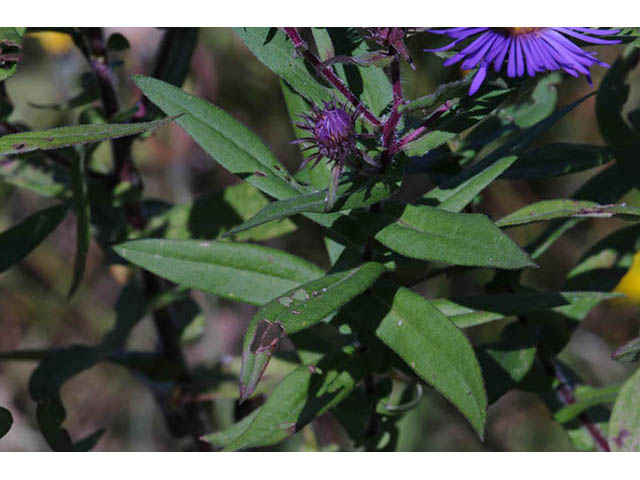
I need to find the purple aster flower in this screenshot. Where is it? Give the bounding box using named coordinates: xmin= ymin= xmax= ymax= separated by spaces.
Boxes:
xmin=293 ymin=100 xmax=359 ymax=171
xmin=293 ymin=100 xmax=381 ymax=209
xmin=426 ymin=28 xmax=621 ymax=95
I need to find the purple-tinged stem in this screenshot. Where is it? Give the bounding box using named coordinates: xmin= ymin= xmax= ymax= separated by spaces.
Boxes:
xmin=543 ymin=358 xmax=610 ymax=452
xmin=283 ymin=27 xmax=382 ymax=128
xmin=398 ymin=101 xmax=452 ymax=150
xmin=379 ymin=57 xmax=403 ymax=167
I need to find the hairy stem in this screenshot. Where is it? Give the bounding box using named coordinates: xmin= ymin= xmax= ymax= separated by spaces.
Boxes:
xmin=283 ymin=27 xmax=382 ymax=127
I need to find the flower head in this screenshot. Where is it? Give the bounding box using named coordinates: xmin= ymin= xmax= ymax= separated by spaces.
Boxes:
xmin=293 ymin=100 xmax=358 ymax=171
xmin=362 ymin=27 xmax=415 ymax=69
xmin=426 ymin=28 xmax=621 ymax=95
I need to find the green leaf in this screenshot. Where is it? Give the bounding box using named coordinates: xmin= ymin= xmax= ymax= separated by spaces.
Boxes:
xmin=133 ymin=75 xmax=301 ymax=201
xmin=527 ymin=164 xmax=633 ymax=260
xmin=233 ymin=27 xmax=332 ymax=105
xmin=497 ymin=200 xmax=640 ymax=228
xmin=364 ymin=204 xmax=534 ymax=269
xmin=226 ymin=163 xmax=403 ymax=237
xmin=0 ymin=28 xmax=25 ymax=82
xmin=0 ymin=153 xmax=71 ymax=198
xmin=202 ymin=409 xmax=261 ymax=448
xmin=145 ymin=182 xmax=296 ymax=242
xmin=0 ymin=118 xmax=172 ymax=157
xmin=613 ymin=336 xmax=640 ymax=363
xmin=477 ymin=323 xmax=538 ymax=404
xmin=348 ymin=285 xmax=487 ymax=438
xmin=565 ymin=222 xmax=640 ymax=292
xmin=498 ymin=72 xmax=560 ymax=128
xmin=400 ymin=78 xmax=471 ymax=114
xmin=68 ymin=154 xmax=90 ymax=298
xmin=433 ymin=291 xmax=619 ymax=328
xmin=609 ymin=366 xmax=640 ymax=451
xmin=596 ymin=47 xmax=640 ymax=184
xmin=239 ymin=262 xmax=386 ymax=401
xmin=554 ymin=384 xmax=621 ymax=424
xmin=501 ymin=144 xmax=615 ymax=180
xmin=114 ymin=239 xmax=324 ymax=305
xmin=425 ymin=155 xmax=518 ymax=212
xmin=224 ymin=350 xmax=367 ymax=451
xmin=0 ymin=204 xmax=68 ymax=273
xmin=435 ymin=91 xmax=595 ymax=191
xmin=0 ymin=406 xmax=12 ymax=439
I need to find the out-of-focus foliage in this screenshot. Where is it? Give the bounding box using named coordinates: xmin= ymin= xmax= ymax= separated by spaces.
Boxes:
xmin=0 ymin=27 xmax=639 ymax=452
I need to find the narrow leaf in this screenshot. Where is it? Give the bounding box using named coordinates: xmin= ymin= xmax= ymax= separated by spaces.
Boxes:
xmin=364 ymin=204 xmax=535 ymax=269
xmin=225 ymin=350 xmax=367 ymax=451
xmin=114 ymin=239 xmax=324 ymax=305
xmin=497 ymin=200 xmax=640 ymax=228
xmin=425 ymin=155 xmax=518 ymax=212
xmin=0 ymin=204 xmax=68 ymax=273
xmin=609 ymin=366 xmax=640 ymax=451
xmin=0 ymin=118 xmax=172 ymax=157
xmin=554 ymin=384 xmax=621 ymax=424
xmin=239 ymin=262 xmax=386 ymax=401
xmin=133 ymin=75 xmax=301 ymax=201
xmin=233 ymin=27 xmax=332 ymax=105
xmin=227 ymin=163 xmax=402 ymax=237
xmin=501 ymin=144 xmax=615 ymax=180
xmin=612 ymin=336 xmax=640 ymax=363
xmin=348 ymin=285 xmax=487 ymax=438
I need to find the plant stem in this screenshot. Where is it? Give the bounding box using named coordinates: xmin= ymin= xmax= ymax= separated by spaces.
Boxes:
xmin=283 ymin=27 xmax=382 ymax=128
xmin=540 ymin=357 xmax=610 ymax=452
xmin=379 ymin=57 xmax=403 ymax=167
xmin=80 ymin=27 xmax=211 ymax=451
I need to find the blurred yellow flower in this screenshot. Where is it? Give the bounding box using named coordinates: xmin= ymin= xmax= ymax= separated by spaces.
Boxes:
xmin=614 ymin=252 xmax=640 ymax=303
xmin=29 ymin=31 xmax=73 ymax=56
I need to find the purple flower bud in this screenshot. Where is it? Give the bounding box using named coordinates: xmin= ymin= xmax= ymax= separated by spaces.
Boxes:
xmin=362 ymin=28 xmax=415 ymax=69
xmin=293 ymin=100 xmax=358 ymax=170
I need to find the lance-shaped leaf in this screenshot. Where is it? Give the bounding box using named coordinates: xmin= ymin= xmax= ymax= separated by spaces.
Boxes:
xmin=498 ymin=72 xmax=560 ymax=128
xmin=233 ymin=27 xmax=332 ymax=105
xmin=554 ymin=384 xmax=621 ymax=424
xmin=133 ymin=75 xmax=301 ymax=201
xmin=596 ymin=47 xmax=640 ymax=184
xmin=0 ymin=204 xmax=68 ymax=273
xmin=501 ymin=144 xmax=615 ymax=180
xmin=0 ymin=118 xmax=172 ymax=157
xmin=360 ymin=204 xmax=534 ymax=269
xmin=346 ymin=285 xmax=487 ymax=438
xmin=239 ymin=262 xmax=387 ymax=401
xmin=433 ymin=291 xmax=619 ymax=328
xmin=145 ymin=182 xmax=295 ymax=242
xmin=226 ymin=162 xmax=403 ymax=237
xmin=476 ymin=323 xmax=538 ymax=404
xmin=0 ymin=406 xmax=12 ymax=439
xmin=224 ymin=350 xmax=367 ymax=451
xmin=114 ymin=239 xmax=324 ymax=305
xmin=609 ymin=367 xmax=640 ymax=451
xmin=497 ymin=200 xmax=640 ymax=228
xmin=0 ymin=154 xmax=71 ymax=198
xmin=424 ymin=155 xmax=518 ymax=212
xmin=612 ymin=336 xmax=640 ymax=363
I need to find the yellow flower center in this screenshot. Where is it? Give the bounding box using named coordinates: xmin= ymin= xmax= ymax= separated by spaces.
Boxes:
xmin=504 ymin=27 xmax=543 ymax=36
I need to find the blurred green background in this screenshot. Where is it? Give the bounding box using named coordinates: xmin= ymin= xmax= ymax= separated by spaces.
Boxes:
xmin=0 ymin=28 xmax=638 ymax=451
